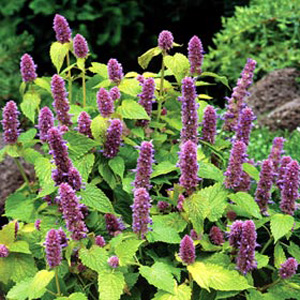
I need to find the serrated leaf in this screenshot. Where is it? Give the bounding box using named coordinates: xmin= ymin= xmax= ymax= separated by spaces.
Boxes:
xmin=118 ymin=79 xmax=141 ymax=97
xmin=9 ymin=241 xmax=31 ymax=254
xmin=91 ymin=115 xmax=109 ymax=143
xmin=115 ymin=239 xmax=144 ymax=266
xmin=200 ymin=72 xmax=230 ymax=89
xmin=198 ymin=161 xmax=225 ymax=182
xmin=5 ymin=144 xmax=20 ymax=157
xmin=153 ymin=283 xmax=192 ymax=300
xmin=50 ymin=41 xmax=70 ymax=73
xmin=164 ymin=53 xmax=190 ymax=84
xmin=21 ymin=91 xmax=41 ymax=122
xmin=89 ymin=62 xmax=108 ymax=78
xmin=34 ymin=157 xmax=56 ymax=193
xmin=274 ymin=243 xmax=286 ymax=268
xmin=79 ymin=183 xmax=115 ymax=213
xmin=34 ymin=77 xmax=51 ymax=93
xmin=228 ymin=192 xmax=261 ymax=219
xmin=270 ymin=214 xmax=294 ymax=243
xmin=153 ymin=213 xmax=187 ymax=233
xmin=22 ymin=148 xmax=43 ymax=164
xmin=0 ymin=221 xmax=16 ymax=246
xmin=98 ymin=270 xmax=125 ymax=300
xmin=98 ymin=161 xmax=117 ymax=189
xmin=151 ymin=161 xmax=178 ymax=178
xmin=188 ymin=262 xmax=251 ymax=291
xmin=73 ymin=153 xmax=95 ymax=182
xmin=287 ymin=241 xmax=300 ymax=262
xmin=255 ymin=252 xmax=269 ymax=269
xmin=109 ymin=156 xmax=125 ymax=179
xmin=243 ymin=163 xmax=260 ymax=181
xmin=7 ymin=278 xmax=32 ymax=300
xmin=77 ymin=57 xmax=85 ymax=71
xmin=139 ymin=262 xmax=175 ymax=294
xmin=28 ymin=270 xmax=55 ymax=299
xmin=138 ymin=46 xmax=162 ymax=69
xmin=18 ymin=128 xmax=37 ymax=143
xmin=117 ymin=99 xmax=150 ymax=120
xmin=79 ymin=246 xmax=109 ymax=273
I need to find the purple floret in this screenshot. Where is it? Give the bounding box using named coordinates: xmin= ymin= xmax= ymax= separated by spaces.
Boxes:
xmin=188 ymin=35 xmax=203 ymax=75
xmin=45 ymin=229 xmax=62 ymax=268
xmin=201 ymin=105 xmax=217 ymax=144
xmin=38 ymin=107 xmax=54 ymax=143
xmin=279 ymin=258 xmax=298 ymax=279
xmin=77 ymin=111 xmax=93 ymax=139
xmin=0 ymin=244 xmax=9 ymax=258
xmin=179 ymin=235 xmax=195 ymax=265
xmin=95 ymin=235 xmax=106 ymax=247
xmin=97 ymin=88 xmax=114 ymax=118
xmin=103 ymin=119 xmax=123 ymax=158
xmin=235 ymin=107 xmax=255 ymax=146
xmin=105 ymin=213 xmax=126 ymax=236
xmin=107 ymin=58 xmax=123 ymax=85
xmin=158 ymin=30 xmax=174 ymax=51
xmin=53 ymin=14 xmax=72 ymax=44
xmin=73 ymin=34 xmax=89 ymax=58
xmin=20 ymin=53 xmax=37 ymax=82
xmin=209 ymin=226 xmax=225 ymax=245
xmin=108 ymin=256 xmax=119 ymax=268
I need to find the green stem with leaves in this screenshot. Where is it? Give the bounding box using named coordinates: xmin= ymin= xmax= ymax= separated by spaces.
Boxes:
xmin=82 ymin=68 xmax=86 ymax=107
xmin=156 ymin=50 xmax=166 ymax=124
xmin=13 ymin=158 xmax=31 ymax=192
xmin=55 ymin=268 xmax=61 ymax=296
xmin=66 ymin=52 xmax=72 ymax=104
xmin=258 ymin=278 xmax=281 ymax=292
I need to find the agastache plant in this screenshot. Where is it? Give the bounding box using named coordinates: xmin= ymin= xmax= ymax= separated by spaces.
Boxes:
xmin=179 ymin=235 xmax=195 ymax=265
xmin=45 ymin=229 xmax=62 ymax=268
xmin=209 ymin=226 xmax=225 ymax=245
xmin=38 ymin=107 xmax=54 ymax=143
xmin=107 ymin=58 xmax=123 ymax=85
xmin=53 ymin=14 xmax=72 ymax=43
xmin=97 ymin=88 xmax=114 ymax=118
xmin=109 ymin=86 xmax=121 ymax=101
xmin=73 ymin=34 xmax=89 ymax=58
xmin=103 ymin=119 xmax=123 ymax=158
xmin=201 ymin=105 xmax=217 ymax=144
xmin=235 ymin=107 xmax=255 ymax=145
xmin=20 ymin=53 xmax=37 ymax=82
xmin=279 ymin=258 xmax=298 ymax=279
xmin=2 ymin=100 xmax=20 ymax=144
xmin=188 ymin=35 xmax=203 ymax=75
xmin=229 ymin=220 xmax=243 ymax=249
xmin=77 ymin=111 xmax=93 ymax=138
xmin=158 ymin=30 xmax=174 ymax=51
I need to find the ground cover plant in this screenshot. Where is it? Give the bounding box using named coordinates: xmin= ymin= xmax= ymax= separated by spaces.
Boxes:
xmin=0 ymin=14 xmax=300 ymax=300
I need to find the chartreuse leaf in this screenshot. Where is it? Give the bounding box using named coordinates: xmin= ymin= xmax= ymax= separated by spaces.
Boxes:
xmin=0 ymin=221 xmax=16 ymax=246
xmin=200 ymin=72 xmax=230 ymax=89
xmin=56 ymin=293 xmax=88 ymax=300
xmin=287 ymin=241 xmax=300 ymax=262
xmin=198 ymin=161 xmax=225 ymax=182
xmin=91 ymin=115 xmax=109 ymax=143
xmin=155 ymin=213 xmax=187 ymax=233
xmin=117 ymin=99 xmax=150 ymax=120
xmin=274 ymin=243 xmax=286 ymax=268
xmin=118 ymin=79 xmax=141 ymax=97
xmin=9 ymin=241 xmax=31 ymax=254
xmin=50 ymin=41 xmax=71 ymax=73
xmin=73 ymin=153 xmax=95 ymax=182
xmin=164 ymin=53 xmax=190 ymax=84
xmin=22 ymin=148 xmax=43 ymax=164
xmin=89 ymin=62 xmax=108 ymax=78
xmin=138 ymin=46 xmax=162 ymax=69
xmin=98 ymin=270 xmax=125 ymax=300
xmin=151 ymin=161 xmax=178 ymax=178
xmin=115 ymin=238 xmax=144 ymax=266
xmin=21 ymin=91 xmax=41 ymax=123
xmin=7 ymin=270 xmax=54 ymax=300
xmin=153 ymin=283 xmax=192 ymax=300
xmin=188 ymin=262 xmax=251 ymax=291
xmin=270 ymin=214 xmax=294 ymax=243
xmin=255 ymin=252 xmax=269 ymax=269
xmin=34 ymin=77 xmax=51 ymax=93
xmin=79 ymin=246 xmax=109 ymax=273
xmin=18 ymin=128 xmax=37 ymax=143
xmin=267 ymin=283 xmax=300 ymax=300
xmin=79 ymin=184 xmax=115 ymax=214
xmin=109 ymin=156 xmax=125 ymax=179
xmin=243 ymin=163 xmax=260 ymax=181
xmin=139 ymin=262 xmax=175 ymax=294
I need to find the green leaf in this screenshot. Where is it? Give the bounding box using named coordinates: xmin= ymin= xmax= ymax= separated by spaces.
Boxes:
xmin=188 ymin=262 xmax=251 ymax=291
xmin=151 ymin=161 xmax=178 ymax=178
xmin=0 ymin=221 xmax=16 ymax=246
xmin=139 ymin=262 xmax=175 ymax=294
xmin=109 ymin=156 xmax=125 ymax=179
xmin=138 ymin=46 xmax=162 ymax=69
xmin=153 ymin=213 xmax=187 ymax=233
xmin=89 ymin=62 xmax=108 ymax=78
xmin=115 ymin=238 xmax=144 ymax=266
xmin=34 ymin=77 xmax=51 ymax=93
xmin=18 ymin=128 xmax=37 ymax=143
xmin=5 ymin=144 xmax=20 ymax=158
xmin=73 ymin=153 xmax=95 ymax=182
xmin=198 ymin=161 xmax=225 ymax=182
xmin=255 ymin=252 xmax=269 ymax=269
xmin=164 ymin=53 xmax=190 ymax=84
xmin=118 ymin=79 xmax=141 ymax=97
xmin=79 ymin=246 xmax=109 ymax=273
xmin=117 ymin=99 xmax=150 ymax=120
xmin=79 ymin=183 xmax=115 ymax=213
xmin=287 ymin=241 xmax=300 ymax=262
xmin=77 ymin=57 xmax=85 ymax=71
xmin=22 ymin=148 xmax=43 ymax=164
xmin=243 ymin=163 xmax=260 ymax=181
xmin=98 ymin=270 xmax=125 ymax=300
xmin=69 ymin=293 xmax=88 ymax=300
xmin=98 ymin=162 xmax=117 ymax=189
xmin=200 ymin=72 xmax=230 ymax=89
xmin=6 ymin=278 xmax=32 ymax=300
xmin=91 ymin=115 xmax=109 ymax=143
xmin=9 ymin=241 xmax=31 ymax=254
xmin=228 ymin=192 xmax=261 ymax=219
xmin=50 ymin=41 xmax=70 ymax=73
xmin=274 ymin=243 xmax=286 ymax=269
xmin=153 ymin=283 xmax=192 ymax=300
xmin=21 ymin=91 xmax=41 ymax=123
xmin=270 ymin=214 xmax=294 ymax=243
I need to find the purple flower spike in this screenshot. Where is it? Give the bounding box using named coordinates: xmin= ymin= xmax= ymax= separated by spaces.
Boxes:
xmin=95 ymin=235 xmax=106 ymax=247
xmin=279 ymin=258 xmax=298 ymax=279
xmin=179 ymin=140 xmax=200 ymax=194
xmin=38 ymin=107 xmax=54 ymax=143
xmin=157 ymin=201 xmax=170 ymax=213
xmin=105 ymin=214 xmax=126 ymax=236
xmin=35 ymin=219 xmax=41 ymax=231
xmin=229 ymin=220 xmax=243 ymax=249
xmin=57 ymin=228 xmax=68 ymax=247
xmin=224 ymin=141 xmax=247 ymax=189
xmin=107 ymin=58 xmax=123 ymax=85
xmin=190 ymin=229 xmax=201 ymax=240
xmin=255 ymin=159 xmax=274 ymax=215
xmin=108 ymin=256 xmax=119 ymax=268
xmin=180 ymin=77 xmax=198 ymax=144
xmin=235 ymin=107 xmax=255 ymax=146
xmin=67 ymin=166 xmax=82 ymax=191
xmin=179 ymin=235 xmax=195 ymax=265
xmin=209 ymin=226 xmax=225 ymax=245
xmin=158 ymin=30 xmax=174 ymax=51
xmin=277 ymin=156 xmax=292 ymax=190
xmin=188 ymin=35 xmax=203 ymax=75
xmin=20 ymin=54 xmax=37 ymax=82
xmin=97 ymin=88 xmax=114 ymax=118
xmin=45 ymin=229 xmax=62 ymax=268
xmin=280 ymin=160 xmax=299 ymax=215
xmin=51 ymin=74 xmax=72 ymax=127
xmin=132 ymin=188 xmax=152 ymax=238
xmin=58 ymin=183 xmax=88 ymax=240
xmin=234 ymin=159 xmax=254 ymax=192
xmin=268 ymin=137 xmax=285 ymax=176
xmin=236 ymin=220 xmax=257 ymax=275
xmin=223 ymin=59 xmax=256 ymax=131
xmin=0 ymin=244 xmax=9 ymax=258
xmin=73 ymin=34 xmax=89 ymax=58
xmin=177 ymin=194 xmax=185 ymax=211
xmin=136 ymin=77 xmax=156 ymax=127
xmin=133 ymin=141 xmax=154 ymax=190
xmin=53 ymin=14 xmax=72 ymax=44
xmin=77 ymin=111 xmax=93 ymax=139
xmin=103 ymin=119 xmax=123 ymax=158
xmin=109 ymin=86 xmax=121 ymax=101
xmin=201 ymin=105 xmax=217 ymax=144
xmin=2 ymin=100 xmax=20 ymax=144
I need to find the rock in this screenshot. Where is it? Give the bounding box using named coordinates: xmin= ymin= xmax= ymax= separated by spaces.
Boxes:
xmin=246 ymin=68 xmax=300 ymax=130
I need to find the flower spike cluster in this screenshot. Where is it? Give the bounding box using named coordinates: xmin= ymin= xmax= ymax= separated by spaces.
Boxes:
xmin=268 ymin=137 xmax=285 ymax=175
xmin=223 ymin=58 xmax=256 ymax=131
xmin=0 ymin=244 xmax=9 ymax=258
xmin=235 ymin=107 xmax=255 ymax=145
xmin=104 ymin=214 xmax=126 ymax=236
xmin=229 ymin=220 xmax=243 ymax=249
xmin=20 ymin=54 xmax=37 ymax=82
xmin=255 ymin=159 xmax=274 ymax=215
xmin=2 ymin=100 xmax=20 ymax=144
xmin=58 ymin=183 xmax=88 ymax=240
xmin=133 ymin=141 xmax=154 ymax=190
xmin=224 ymin=141 xmax=247 ymax=189
xmin=201 ymin=105 xmax=217 ymax=144
xmin=234 ymin=159 xmax=254 ymax=192
xmin=45 ymin=229 xmax=62 ymax=268
xmin=51 ymin=74 xmax=72 ymax=127
xmin=188 ymin=35 xmax=204 ymax=75
xmin=107 ymin=58 xmax=123 ymax=85
xmin=97 ymin=88 xmax=114 ymax=118
xmin=279 ymin=258 xmax=298 ymax=279
xmin=280 ymin=160 xmax=299 ymax=215
xmin=131 ymin=187 xmax=152 ymax=238
xmin=109 ymin=86 xmax=121 ymax=101
xmin=77 ymin=111 xmax=93 ymax=138
xmin=73 ymin=34 xmax=89 ymax=58
xmin=95 ymin=235 xmax=106 ymax=247
xmin=277 ymin=156 xmax=292 ymax=190
xmin=108 ymin=256 xmax=119 ymax=268
xmin=38 ymin=107 xmax=54 ymax=143
xmin=103 ymin=119 xmax=123 ymax=158
xmin=209 ymin=226 xmax=225 ymax=245
xmin=136 ymin=77 xmax=156 ymax=127
xmin=158 ymin=30 xmax=174 ymax=51
xmin=53 ymin=14 xmax=72 ymax=43
xmin=179 ymin=235 xmax=195 ymax=265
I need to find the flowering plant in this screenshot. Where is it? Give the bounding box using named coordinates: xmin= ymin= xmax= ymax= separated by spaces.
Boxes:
xmin=0 ymin=14 xmax=299 ymax=300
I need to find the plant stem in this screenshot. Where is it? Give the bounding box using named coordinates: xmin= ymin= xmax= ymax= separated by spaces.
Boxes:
xmin=188 ymin=272 xmax=193 ymax=291
xmin=46 ymin=289 xmax=57 ymax=297
xmin=55 ymin=268 xmax=61 ymax=296
xmin=258 ymin=278 xmax=281 ymax=292
xmin=82 ymin=69 xmax=86 ymax=107
xmin=13 ymin=158 xmax=31 ymax=191
xmin=261 ymin=237 xmax=273 ymax=254
xmin=156 ymin=50 xmax=166 ymax=124
xmin=66 ymin=52 xmax=72 ymax=104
